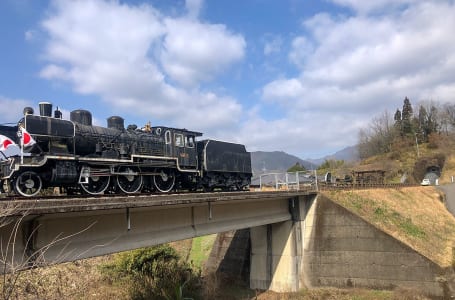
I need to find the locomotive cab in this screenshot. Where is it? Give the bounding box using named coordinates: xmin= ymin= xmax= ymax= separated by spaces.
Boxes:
xmin=159 ymin=127 xmax=202 ymax=169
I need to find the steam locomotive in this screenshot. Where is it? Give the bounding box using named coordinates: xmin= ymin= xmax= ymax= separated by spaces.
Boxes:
xmin=0 ymin=102 xmax=252 ymax=197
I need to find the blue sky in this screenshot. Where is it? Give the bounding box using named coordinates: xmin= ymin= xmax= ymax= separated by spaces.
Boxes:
xmin=1 ymin=0 xmax=455 ymax=159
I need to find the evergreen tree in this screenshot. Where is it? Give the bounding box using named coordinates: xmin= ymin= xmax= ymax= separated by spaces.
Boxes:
xmin=427 ymin=105 xmax=439 ymax=135
xmin=287 ymin=162 xmax=306 ymax=173
xmin=401 ymin=97 xmax=414 ymax=136
xmin=417 ymin=105 xmax=428 ymax=142
xmin=417 ymin=104 xmax=440 ymax=142
xmin=394 ymin=109 xmax=402 ymax=135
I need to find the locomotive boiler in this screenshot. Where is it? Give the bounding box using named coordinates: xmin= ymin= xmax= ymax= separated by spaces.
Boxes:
xmin=0 ymin=102 xmax=252 ymax=197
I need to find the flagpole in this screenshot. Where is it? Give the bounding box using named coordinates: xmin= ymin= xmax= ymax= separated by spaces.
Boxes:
xmin=21 ymin=116 xmax=26 ymax=165
xmin=20 ymin=127 xmax=24 ymax=165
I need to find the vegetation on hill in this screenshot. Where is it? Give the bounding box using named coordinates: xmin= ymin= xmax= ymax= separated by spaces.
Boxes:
xmin=358 ymin=97 xmax=455 ymax=160
xmin=287 ymin=162 xmax=306 ymax=173
xmin=331 ymin=97 xmax=455 ymax=184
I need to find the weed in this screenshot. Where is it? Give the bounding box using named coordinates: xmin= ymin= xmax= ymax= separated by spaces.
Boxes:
xmin=101 ymin=244 xmax=202 ymax=300
xmin=399 ymin=218 xmax=426 ymax=238
xmin=374 ymin=206 xmax=386 ymax=218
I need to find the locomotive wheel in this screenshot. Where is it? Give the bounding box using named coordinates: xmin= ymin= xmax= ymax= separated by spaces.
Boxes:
xmin=14 ymin=171 xmax=42 ymax=197
xmin=80 ymin=175 xmax=110 ymax=195
xmin=116 ymin=166 xmax=143 ymax=194
xmin=153 ymin=170 xmax=175 ymax=193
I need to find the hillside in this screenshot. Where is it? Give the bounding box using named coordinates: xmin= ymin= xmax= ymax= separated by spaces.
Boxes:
xmin=355 ymin=135 xmax=455 ymax=184
xmin=251 ymin=151 xmax=317 ymax=174
xmin=306 ymin=145 xmax=360 ymax=166
xmin=251 ymin=146 xmax=360 ymax=176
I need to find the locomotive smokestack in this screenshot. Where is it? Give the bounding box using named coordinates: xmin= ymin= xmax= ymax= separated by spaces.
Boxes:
xmin=39 ymin=102 xmax=52 ymax=117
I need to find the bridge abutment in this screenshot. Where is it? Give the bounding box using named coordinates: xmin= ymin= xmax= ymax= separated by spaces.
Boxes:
xmin=249 ymin=194 xmax=315 ymax=292
xmin=247 ymin=193 xmax=452 ymax=298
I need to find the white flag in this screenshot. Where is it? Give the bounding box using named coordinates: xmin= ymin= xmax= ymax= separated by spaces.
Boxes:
xmin=0 ymin=134 xmax=15 ymax=151
xmin=20 ymin=127 xmax=36 ymax=147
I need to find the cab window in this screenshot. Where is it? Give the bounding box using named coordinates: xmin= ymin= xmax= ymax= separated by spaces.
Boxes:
xmin=186 ymin=136 xmax=195 ymax=148
xmin=174 ymin=133 xmax=184 ymax=147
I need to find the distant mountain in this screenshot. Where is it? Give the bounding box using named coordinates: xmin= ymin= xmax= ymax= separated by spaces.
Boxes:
xmin=251 ymin=151 xmax=317 ymax=175
xmin=306 ymin=145 xmax=359 ymax=166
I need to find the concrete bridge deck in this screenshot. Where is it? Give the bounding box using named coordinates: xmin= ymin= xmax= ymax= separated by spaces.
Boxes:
xmin=0 ymin=190 xmax=314 ymax=215
xmin=0 ymin=190 xmax=316 ymax=273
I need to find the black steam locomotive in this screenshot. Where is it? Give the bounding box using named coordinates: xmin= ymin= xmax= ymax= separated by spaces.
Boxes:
xmin=0 ymin=102 xmax=252 ymax=197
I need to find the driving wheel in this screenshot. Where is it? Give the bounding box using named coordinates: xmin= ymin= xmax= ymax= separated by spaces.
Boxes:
xmin=80 ymin=175 xmax=110 ymax=195
xmin=116 ymin=166 xmax=143 ymax=194
xmin=14 ymin=171 xmax=42 ymax=197
xmin=153 ymin=170 xmax=175 ymax=193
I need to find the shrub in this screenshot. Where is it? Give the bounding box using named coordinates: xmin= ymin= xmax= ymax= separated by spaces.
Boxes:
xmin=101 ymin=245 xmax=202 ymax=300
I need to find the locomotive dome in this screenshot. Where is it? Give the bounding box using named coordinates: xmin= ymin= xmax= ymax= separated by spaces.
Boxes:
xmin=107 ymin=116 xmax=125 ymax=130
xmin=70 ymin=109 xmax=92 ymax=126
xmin=23 ymin=107 xmax=34 ymax=115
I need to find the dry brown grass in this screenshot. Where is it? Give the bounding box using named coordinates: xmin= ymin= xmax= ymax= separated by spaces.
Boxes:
xmin=0 ymin=255 xmax=128 ymax=300
xmin=323 ymin=187 xmax=455 ymax=267
xmin=440 ymin=154 xmax=455 ymax=184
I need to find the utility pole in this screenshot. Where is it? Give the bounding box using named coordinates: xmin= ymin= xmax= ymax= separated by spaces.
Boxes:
xmin=414 ymin=133 xmax=420 ymax=157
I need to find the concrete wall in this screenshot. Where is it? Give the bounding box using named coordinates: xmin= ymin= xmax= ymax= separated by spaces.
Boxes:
xmin=248 ymin=195 xmax=309 ymax=292
xmin=205 ymin=229 xmax=250 ymax=282
xmin=303 ymin=195 xmax=452 ymax=298
xmin=209 ymin=194 xmax=453 ymax=297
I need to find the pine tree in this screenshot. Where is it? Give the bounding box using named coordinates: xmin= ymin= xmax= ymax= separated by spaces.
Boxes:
xmin=401 ymin=97 xmax=414 ymax=136
xmin=394 ymin=109 xmax=402 ymax=135
xmin=417 ymin=105 xmax=427 ymax=142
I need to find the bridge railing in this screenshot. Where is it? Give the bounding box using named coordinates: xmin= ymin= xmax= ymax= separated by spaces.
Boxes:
xmin=253 ymin=172 xmax=418 ymax=192
xmin=255 ymin=171 xmax=318 ymax=192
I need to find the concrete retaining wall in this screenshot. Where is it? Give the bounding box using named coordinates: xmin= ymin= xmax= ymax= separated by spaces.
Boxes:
xmin=303 ymin=195 xmax=452 ymax=297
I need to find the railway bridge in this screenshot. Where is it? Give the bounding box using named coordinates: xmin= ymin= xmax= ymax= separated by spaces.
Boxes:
xmin=1 ymin=189 xmax=449 ymax=296
xmin=0 ymin=190 xmax=317 ymax=292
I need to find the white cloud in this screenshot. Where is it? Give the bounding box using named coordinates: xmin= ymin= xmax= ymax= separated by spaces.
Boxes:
xmin=259 ymin=1 xmax=455 ymax=157
xmin=263 ymin=3 xmax=455 ymax=117
xmin=329 ymin=0 xmax=420 ymax=14
xmin=0 ymin=96 xmax=32 ymax=122
xmin=232 ymin=109 xmax=366 ymax=157
xmin=161 ymin=18 xmax=245 ymax=87
xmin=185 ymin=0 xmax=204 ymax=19
xmin=36 ymin=0 xmax=455 ymax=159
xmin=24 ymin=30 xmax=36 ymax=41
xmin=288 ymin=36 xmax=313 ymax=67
xmin=39 ymin=0 xmax=245 ymax=134
xmin=264 ymin=36 xmax=283 ymax=56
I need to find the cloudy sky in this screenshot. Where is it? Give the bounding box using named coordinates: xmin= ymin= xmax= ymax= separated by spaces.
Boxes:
xmin=1 ymin=0 xmax=455 ymax=159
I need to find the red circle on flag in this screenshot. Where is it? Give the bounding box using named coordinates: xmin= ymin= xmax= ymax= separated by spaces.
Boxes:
xmin=24 ymin=133 xmax=31 ymax=145
xmin=3 ymin=140 xmax=12 ymax=149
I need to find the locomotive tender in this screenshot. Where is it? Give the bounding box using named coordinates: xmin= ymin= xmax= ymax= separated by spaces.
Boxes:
xmin=0 ymin=102 xmax=252 ymax=197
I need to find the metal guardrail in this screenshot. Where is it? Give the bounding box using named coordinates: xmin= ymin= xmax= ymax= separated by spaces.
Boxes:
xmin=254 ymin=171 xmax=418 ymax=192
xmin=256 ymin=171 xmax=318 ymax=191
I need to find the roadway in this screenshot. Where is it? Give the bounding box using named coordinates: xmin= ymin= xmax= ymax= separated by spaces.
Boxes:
xmin=437 ymin=183 xmax=455 ymax=216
